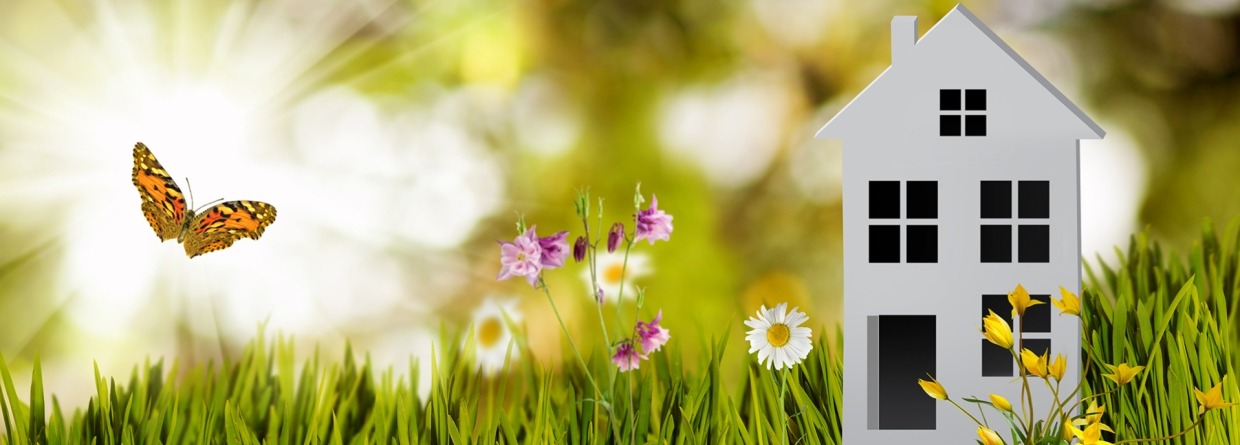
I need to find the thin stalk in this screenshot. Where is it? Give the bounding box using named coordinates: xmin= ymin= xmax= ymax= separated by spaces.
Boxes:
xmin=537 ymin=278 xmax=605 ymax=406
xmin=947 ymin=398 xmax=985 ymax=427
xmin=613 ymin=240 xmax=636 ymax=338
xmin=1114 ymin=415 xmax=1205 ymax=444
xmin=778 ymin=368 xmax=790 ymax=445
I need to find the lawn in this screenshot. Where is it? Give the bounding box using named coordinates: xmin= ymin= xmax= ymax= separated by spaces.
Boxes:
xmin=2 ymin=218 xmax=1238 ymax=444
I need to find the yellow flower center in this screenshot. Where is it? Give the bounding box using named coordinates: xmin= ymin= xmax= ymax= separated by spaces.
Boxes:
xmin=604 ymin=263 xmax=625 ymax=284
xmin=766 ymin=323 xmax=791 ymax=347
xmin=477 ymin=317 xmax=504 ymax=347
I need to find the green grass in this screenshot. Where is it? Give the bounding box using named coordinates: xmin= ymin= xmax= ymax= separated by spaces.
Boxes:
xmin=2 ymin=219 xmax=1240 ymax=444
xmin=1082 ymin=218 xmax=1240 ymax=444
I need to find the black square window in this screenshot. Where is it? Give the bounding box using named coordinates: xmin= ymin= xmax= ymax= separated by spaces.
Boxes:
xmin=870 ymin=225 xmax=900 ymax=263
xmin=1019 ymin=181 xmax=1050 ymax=218
xmin=964 ymin=115 xmax=987 ymax=136
xmin=981 ymin=294 xmax=1013 ymax=327
xmin=982 ymin=340 xmax=1012 ymax=377
xmin=980 ymin=225 xmax=1012 ymax=263
xmin=1018 ymin=225 xmax=1050 ymax=263
xmin=870 ymin=181 xmax=900 ymax=219
xmin=940 ymin=89 xmax=961 ymax=111
xmin=906 ymin=225 xmax=937 ymax=263
xmin=965 ymin=89 xmax=986 ymax=111
xmin=980 ymin=181 xmax=1011 ymax=218
xmin=906 ymin=181 xmax=937 ymax=219
xmin=1021 ymin=338 xmax=1051 ymax=357
xmin=940 ymin=115 xmax=961 ymax=136
xmin=1022 ymin=295 xmax=1051 ymax=333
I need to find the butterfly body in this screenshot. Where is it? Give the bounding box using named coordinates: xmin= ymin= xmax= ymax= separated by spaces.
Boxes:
xmin=132 ymin=142 xmax=277 ymax=258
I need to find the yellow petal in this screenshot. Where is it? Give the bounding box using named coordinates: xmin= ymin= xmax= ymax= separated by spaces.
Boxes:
xmin=981 ymin=310 xmax=1014 ymax=350
xmin=1054 ymin=286 xmax=1082 ymax=316
xmin=977 ymin=426 xmax=1003 ymax=445
xmin=918 ymin=376 xmax=947 ymax=400
xmin=989 ymin=393 xmax=1012 ymax=412
xmin=1049 ymin=354 xmax=1067 ymax=381
xmin=1196 ymin=381 xmax=1238 ymax=414
xmin=1021 ymin=348 xmax=1048 ymax=378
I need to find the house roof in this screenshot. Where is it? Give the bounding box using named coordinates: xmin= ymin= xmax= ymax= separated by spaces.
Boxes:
xmin=816 ymin=4 xmax=1105 ymax=140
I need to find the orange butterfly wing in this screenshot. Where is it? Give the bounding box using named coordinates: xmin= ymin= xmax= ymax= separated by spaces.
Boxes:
xmin=181 ymin=201 xmax=278 ymax=258
xmin=132 ymin=142 xmax=188 ymax=240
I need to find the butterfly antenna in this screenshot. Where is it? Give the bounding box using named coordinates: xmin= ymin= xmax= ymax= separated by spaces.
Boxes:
xmin=185 ymin=177 xmax=196 ymax=208
xmin=185 ymin=177 xmax=224 ymax=211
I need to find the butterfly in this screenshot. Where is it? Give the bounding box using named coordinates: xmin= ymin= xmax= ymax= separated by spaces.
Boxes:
xmin=131 ymin=142 xmax=277 ymax=258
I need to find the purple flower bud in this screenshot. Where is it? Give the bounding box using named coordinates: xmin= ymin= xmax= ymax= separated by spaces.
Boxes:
xmin=607 ymin=222 xmax=625 ymax=253
xmin=573 ymin=236 xmax=587 ymax=263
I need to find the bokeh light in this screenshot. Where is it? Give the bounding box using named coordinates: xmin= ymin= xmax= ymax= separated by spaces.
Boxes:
xmin=6 ymin=0 xmax=1233 ymax=413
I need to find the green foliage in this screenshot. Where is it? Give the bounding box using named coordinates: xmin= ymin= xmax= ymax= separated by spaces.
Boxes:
xmin=0 ymin=327 xmax=844 ymax=444
xmin=4 ymin=220 xmax=1240 ymax=443
xmin=1083 ymin=218 xmax=1240 ymax=444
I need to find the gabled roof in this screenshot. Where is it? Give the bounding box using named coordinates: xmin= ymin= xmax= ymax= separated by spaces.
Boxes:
xmin=817 ymin=4 xmax=1104 ymax=140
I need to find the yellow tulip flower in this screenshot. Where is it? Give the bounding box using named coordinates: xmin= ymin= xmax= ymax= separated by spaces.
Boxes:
xmin=1053 ymin=286 xmax=1081 ymax=316
xmin=1194 ymin=381 xmax=1238 ymax=415
xmin=1083 ymin=400 xmax=1106 ymax=425
xmin=977 ymin=426 xmax=1003 ymax=445
xmin=918 ymin=375 xmax=947 ymax=400
xmin=1048 ymin=353 xmax=1066 ymax=382
xmin=988 ymin=393 xmax=1012 ymax=412
xmin=1009 ymin=284 xmax=1044 ymax=317
xmin=1072 ymin=401 xmax=1115 ymax=433
xmin=1070 ymin=421 xmax=1115 ymax=445
xmin=1021 ymin=348 xmax=1048 ymax=378
xmin=981 ymin=310 xmax=1014 ymax=349
xmin=1102 ymin=363 xmax=1145 ymax=386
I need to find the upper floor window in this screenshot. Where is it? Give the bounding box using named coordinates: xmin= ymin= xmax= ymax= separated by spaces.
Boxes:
xmin=980 ymin=180 xmax=1050 ymax=263
xmin=940 ymin=89 xmax=986 ymax=137
xmin=869 ymin=180 xmax=938 ymax=263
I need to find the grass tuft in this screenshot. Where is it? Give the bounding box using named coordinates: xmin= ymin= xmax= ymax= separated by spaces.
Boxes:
xmin=1 ymin=219 xmax=1239 ymax=443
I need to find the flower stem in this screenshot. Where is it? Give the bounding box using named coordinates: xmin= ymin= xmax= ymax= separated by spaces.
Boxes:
xmin=538 ymin=278 xmax=606 ymax=406
xmin=1114 ymin=415 xmax=1205 ymax=444
xmin=613 ymin=240 xmax=636 ymax=338
xmin=947 ymin=398 xmax=985 ymax=427
xmin=778 ymin=368 xmax=789 ymax=445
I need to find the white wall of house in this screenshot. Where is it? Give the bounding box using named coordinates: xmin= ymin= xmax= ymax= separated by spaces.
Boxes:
xmin=818 ymin=5 xmax=1102 ymax=443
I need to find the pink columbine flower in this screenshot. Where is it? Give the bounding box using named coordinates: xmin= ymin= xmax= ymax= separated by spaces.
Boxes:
xmin=498 ymin=227 xmax=543 ymax=287
xmin=636 ymin=310 xmax=671 ymax=354
xmin=538 ymin=230 xmax=570 ymax=269
xmin=634 ymin=195 xmax=673 ymax=245
xmin=607 ymin=222 xmax=625 ymax=253
xmin=612 ymin=342 xmax=642 ymax=372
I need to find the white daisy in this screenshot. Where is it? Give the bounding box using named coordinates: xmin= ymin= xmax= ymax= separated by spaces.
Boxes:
xmin=744 ymin=303 xmax=813 ymax=370
xmin=582 ymin=251 xmax=650 ymax=302
xmin=468 ymin=298 xmax=522 ymax=375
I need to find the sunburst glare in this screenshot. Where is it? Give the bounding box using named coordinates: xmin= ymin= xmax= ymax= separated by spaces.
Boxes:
xmin=0 ymin=0 xmax=513 ymax=407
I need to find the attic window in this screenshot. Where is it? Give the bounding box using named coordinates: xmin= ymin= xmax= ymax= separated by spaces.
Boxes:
xmin=940 ymin=89 xmax=986 ymax=137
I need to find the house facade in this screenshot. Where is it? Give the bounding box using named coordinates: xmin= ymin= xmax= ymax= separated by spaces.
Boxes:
xmin=816 ymin=5 xmax=1104 ymax=443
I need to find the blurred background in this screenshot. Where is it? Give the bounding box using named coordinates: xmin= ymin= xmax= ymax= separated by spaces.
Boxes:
xmin=0 ymin=0 xmax=1232 ymax=409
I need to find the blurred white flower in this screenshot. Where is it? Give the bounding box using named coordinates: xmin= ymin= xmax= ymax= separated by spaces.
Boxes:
xmin=468 ymin=298 xmax=523 ymax=375
xmin=583 ymin=251 xmax=650 ymax=303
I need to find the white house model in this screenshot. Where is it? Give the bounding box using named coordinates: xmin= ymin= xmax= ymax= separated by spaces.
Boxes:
xmin=816 ymin=4 xmax=1104 ymax=443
